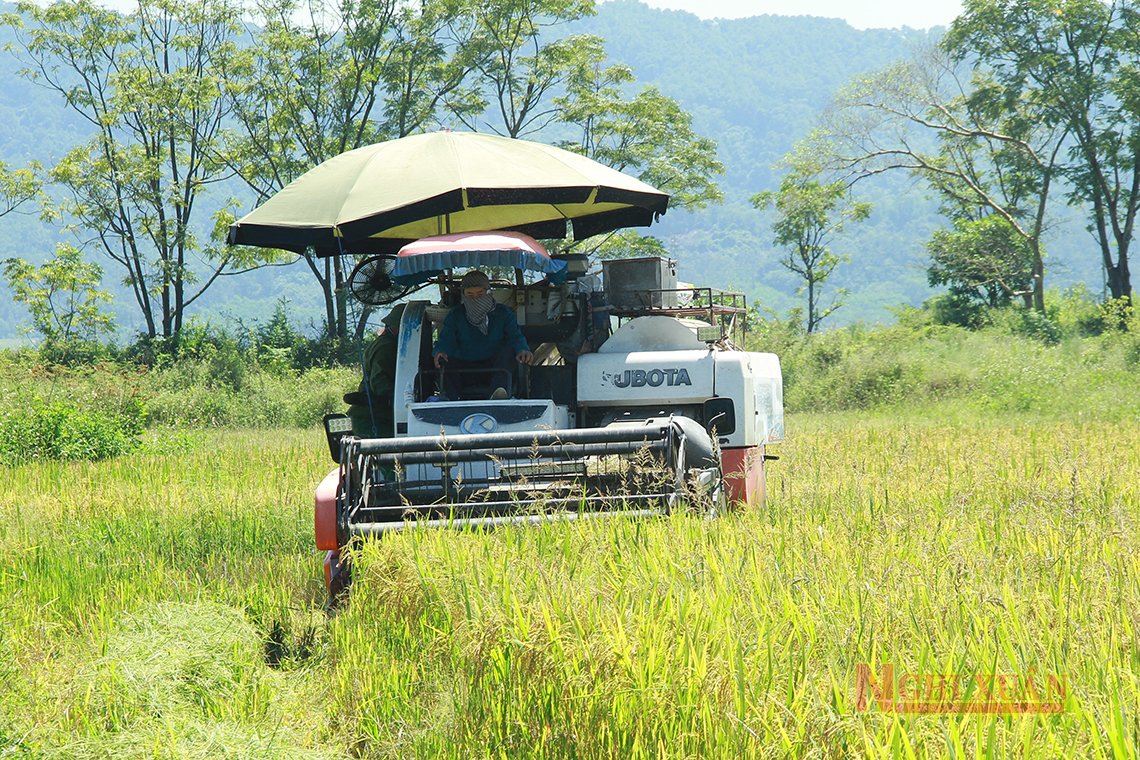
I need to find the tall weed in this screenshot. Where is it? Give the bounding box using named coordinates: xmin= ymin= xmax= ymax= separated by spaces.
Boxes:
xmin=140 ymin=365 xmax=353 ymax=428
xmin=0 ymin=398 xmax=143 ymax=464
xmin=0 ymin=358 xmax=147 ymax=463
xmin=1 ymin=346 xmax=358 ymax=433
xmin=758 ymin=316 xmax=1140 ymax=420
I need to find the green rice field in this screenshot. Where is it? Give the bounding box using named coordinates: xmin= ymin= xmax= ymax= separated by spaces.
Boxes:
xmin=1 ymin=415 xmax=1137 ymax=758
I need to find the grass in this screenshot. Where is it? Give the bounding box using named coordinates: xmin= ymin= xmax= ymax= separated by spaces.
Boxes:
xmin=754 ymin=317 xmax=1140 ymax=421
xmin=0 ymin=430 xmax=336 ymax=758
xmin=2 ymin=413 xmax=1138 ymax=758
xmin=0 ymin=351 xmax=358 ymax=433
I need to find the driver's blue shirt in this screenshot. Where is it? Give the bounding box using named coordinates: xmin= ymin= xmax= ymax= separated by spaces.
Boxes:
xmin=433 ymin=303 xmax=529 ymax=362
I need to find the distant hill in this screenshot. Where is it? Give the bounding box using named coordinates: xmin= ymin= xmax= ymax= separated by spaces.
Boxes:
xmin=0 ymin=1 xmax=82 ymax=337
xmin=575 ymin=2 xmax=936 ymax=193
xmin=0 ymin=0 xmax=1105 ymax=339
xmin=0 ymin=0 xmax=329 ymax=339
xmin=571 ymin=1 xmax=1101 ymax=322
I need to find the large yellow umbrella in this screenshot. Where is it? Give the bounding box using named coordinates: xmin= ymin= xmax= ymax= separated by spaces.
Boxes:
xmin=227 ymin=131 xmax=670 ymax=255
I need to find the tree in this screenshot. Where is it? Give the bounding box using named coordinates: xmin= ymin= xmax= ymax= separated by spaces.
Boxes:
xmin=223 ymin=0 xmax=485 ymax=341
xmin=801 ymin=44 xmax=1067 ymax=313
xmin=3 ymin=244 xmax=115 ymax=345
xmin=927 ymin=215 xmax=1037 ymax=308
xmin=585 ymin=229 xmax=670 ymax=260
xmin=751 ymin=173 xmax=871 ymax=334
xmin=555 ymin=56 xmax=724 ymax=212
xmin=226 ymin=0 xmax=725 ymax=290
xmin=0 ymin=160 xmax=43 ymax=218
xmin=454 ymin=0 xmax=599 ymax=139
xmin=539 ymin=51 xmax=725 ymax=259
xmin=945 ymin=0 xmax=1140 ymax=307
xmin=3 ymin=0 xmax=279 ymax=344
xmin=451 ymin=18 xmax=724 ymax=259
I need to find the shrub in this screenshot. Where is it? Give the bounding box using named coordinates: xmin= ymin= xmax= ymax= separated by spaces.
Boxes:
xmin=772 ymin=325 xmax=929 ymax=412
xmin=0 ymin=396 xmax=144 ymax=464
xmin=1048 ymin=284 xmax=1107 ymax=337
xmin=139 ymin=365 xmax=354 ymax=428
xmin=746 ymin=306 xmax=804 ymax=356
xmin=747 ymin=302 xmax=1140 ymax=421
xmin=925 ymin=293 xmax=986 ymax=329
xmin=988 ymin=305 xmax=1061 ymax=344
xmin=1125 ymin=334 xmax=1140 ymax=367
xmin=38 ymin=339 xmax=115 ymax=367
xmin=253 ymin=298 xmax=317 ymax=373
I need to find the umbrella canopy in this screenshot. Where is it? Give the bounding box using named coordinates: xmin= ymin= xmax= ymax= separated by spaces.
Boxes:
xmin=391 ymin=231 xmax=568 ymax=286
xmin=227 ymin=131 xmax=669 ymax=255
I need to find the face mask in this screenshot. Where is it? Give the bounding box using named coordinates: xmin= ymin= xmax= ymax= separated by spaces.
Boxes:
xmin=463 ymin=292 xmax=495 ymax=334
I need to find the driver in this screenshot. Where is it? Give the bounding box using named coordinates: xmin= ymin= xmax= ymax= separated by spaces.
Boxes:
xmin=432 ymin=270 xmax=533 ymax=400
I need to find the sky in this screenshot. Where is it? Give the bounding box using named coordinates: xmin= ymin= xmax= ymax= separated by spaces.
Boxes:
xmin=599 ymin=0 xmax=965 ymax=30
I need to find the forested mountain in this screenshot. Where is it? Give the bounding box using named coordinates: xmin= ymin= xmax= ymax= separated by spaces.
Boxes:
xmin=0 ymin=0 xmax=1104 ymax=339
xmin=0 ymin=3 xmax=80 ymax=338
xmin=570 ymin=4 xmax=940 ymax=317
xmin=571 ymin=1 xmax=1101 ymax=321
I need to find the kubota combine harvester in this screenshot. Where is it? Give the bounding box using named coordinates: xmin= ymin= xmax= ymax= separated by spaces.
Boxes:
xmin=313 ymin=235 xmax=783 ymax=601
xmin=225 ymin=131 xmax=783 ymax=604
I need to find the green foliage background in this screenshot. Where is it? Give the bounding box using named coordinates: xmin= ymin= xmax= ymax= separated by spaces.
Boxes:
xmin=570 ymin=2 xmax=1103 ymax=321
xmin=0 ymin=0 xmax=1111 ymax=340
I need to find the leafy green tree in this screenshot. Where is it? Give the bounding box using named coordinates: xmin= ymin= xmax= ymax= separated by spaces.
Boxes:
xmin=546 ymin=51 xmax=724 ymax=259
xmin=802 ymin=45 xmax=1065 ymax=314
xmin=454 ymin=0 xmax=598 ymax=139
xmin=223 ymin=0 xmax=486 ymax=340
xmin=752 ymin=174 xmax=871 ymax=333
xmin=3 ymin=244 xmax=114 ymax=345
xmin=927 ymin=215 xmax=1037 ymax=308
xmin=555 ymin=55 xmax=724 ymax=212
xmin=3 ymin=0 xmax=279 ymax=344
xmin=226 ymin=0 xmax=723 ymax=284
xmin=541 ymin=227 xmax=672 ymax=261
xmin=945 ymin=0 xmax=1140 ymax=306
xmin=0 ymin=160 xmax=42 ymax=218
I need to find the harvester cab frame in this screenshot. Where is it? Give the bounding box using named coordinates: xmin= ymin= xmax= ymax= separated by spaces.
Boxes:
xmin=316 ymin=239 xmax=784 ymax=604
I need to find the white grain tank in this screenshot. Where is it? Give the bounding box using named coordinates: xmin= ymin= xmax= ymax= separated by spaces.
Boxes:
xmin=577 ymin=315 xmax=783 ymax=505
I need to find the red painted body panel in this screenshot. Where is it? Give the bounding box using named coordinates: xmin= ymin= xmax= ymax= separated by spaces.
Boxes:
xmin=721 ymin=445 xmax=765 ymax=507
xmin=315 ymin=468 xmax=340 ymax=551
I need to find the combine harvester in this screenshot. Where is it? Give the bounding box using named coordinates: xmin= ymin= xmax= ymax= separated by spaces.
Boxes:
xmin=314 ymin=234 xmax=784 ymax=601
xmin=224 ymin=131 xmax=783 ymax=603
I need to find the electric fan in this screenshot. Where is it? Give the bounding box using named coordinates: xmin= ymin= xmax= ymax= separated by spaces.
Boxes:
xmin=347 ymin=255 xmax=409 ymax=305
